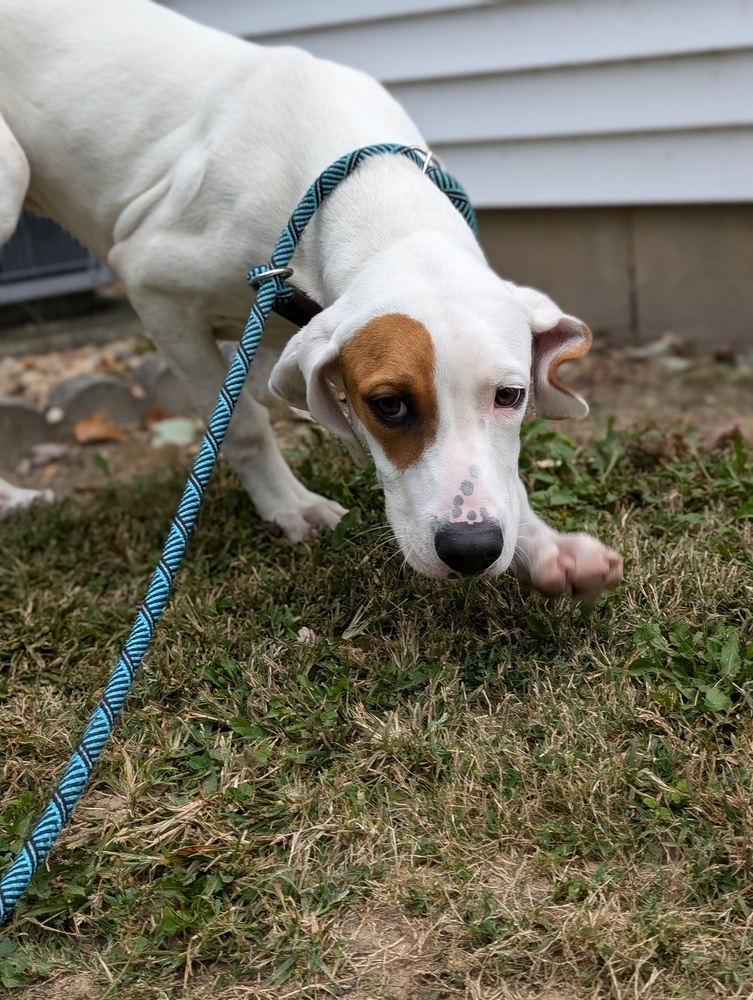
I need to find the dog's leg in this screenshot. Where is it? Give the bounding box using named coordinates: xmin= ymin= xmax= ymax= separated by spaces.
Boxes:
xmin=0 ymin=117 xmax=56 ymax=514
xmin=125 ymin=292 xmax=346 ymax=541
xmin=0 ymin=113 xmax=29 ymax=243
xmin=512 ymin=478 xmax=622 ymax=600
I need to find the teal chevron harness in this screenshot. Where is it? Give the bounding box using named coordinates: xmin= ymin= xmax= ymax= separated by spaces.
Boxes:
xmin=0 ymin=143 xmax=477 ymax=923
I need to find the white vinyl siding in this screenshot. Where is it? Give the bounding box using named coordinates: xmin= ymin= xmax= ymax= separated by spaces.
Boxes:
xmin=160 ymin=0 xmax=753 ymax=208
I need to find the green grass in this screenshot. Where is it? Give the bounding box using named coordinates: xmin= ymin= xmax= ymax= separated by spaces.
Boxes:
xmin=1 ymin=421 xmax=752 ymax=999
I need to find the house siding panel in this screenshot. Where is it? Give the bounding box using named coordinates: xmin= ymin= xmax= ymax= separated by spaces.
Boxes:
xmin=160 ymin=0 xmax=753 ymax=208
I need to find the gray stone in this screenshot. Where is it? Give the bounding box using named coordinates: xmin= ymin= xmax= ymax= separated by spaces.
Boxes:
xmin=48 ymin=372 xmax=144 ymax=431
xmin=133 ymin=353 xmax=194 ymax=416
xmin=0 ymin=397 xmax=55 ymax=467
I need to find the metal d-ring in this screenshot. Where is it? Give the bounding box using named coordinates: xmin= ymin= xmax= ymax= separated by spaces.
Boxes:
xmin=407 ymin=145 xmax=438 ymax=174
xmin=247 ymin=266 xmax=294 ymax=288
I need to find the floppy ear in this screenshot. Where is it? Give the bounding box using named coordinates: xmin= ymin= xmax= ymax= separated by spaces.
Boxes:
xmin=269 ymin=309 xmax=369 ymax=465
xmin=514 ymin=285 xmax=592 ymax=420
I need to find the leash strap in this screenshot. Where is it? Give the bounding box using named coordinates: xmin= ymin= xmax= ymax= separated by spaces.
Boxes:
xmin=0 ymin=143 xmax=476 ymax=923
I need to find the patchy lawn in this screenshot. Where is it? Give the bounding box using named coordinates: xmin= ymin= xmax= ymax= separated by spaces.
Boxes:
xmin=1 ymin=421 xmax=752 ymax=999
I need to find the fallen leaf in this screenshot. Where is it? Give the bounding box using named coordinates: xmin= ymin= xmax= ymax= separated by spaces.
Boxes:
xmin=30 ymin=442 xmax=68 ymax=466
xmin=144 ymin=406 xmax=175 ymax=428
xmin=150 ymin=417 xmax=198 ymax=448
xmin=99 ymin=356 xmax=126 ymax=375
xmin=300 ymin=913 xmax=320 ymax=934
xmin=74 ymin=411 xmax=127 ymax=444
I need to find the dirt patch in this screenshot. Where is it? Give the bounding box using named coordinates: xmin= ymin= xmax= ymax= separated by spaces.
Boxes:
xmin=17 ymin=974 xmax=98 ymax=1000
xmin=334 ymin=903 xmax=463 ymax=999
xmin=566 ymin=331 xmax=753 ymax=442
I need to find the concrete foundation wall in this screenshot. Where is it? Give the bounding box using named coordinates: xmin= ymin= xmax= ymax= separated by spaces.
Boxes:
xmin=477 ymin=204 xmax=753 ymax=351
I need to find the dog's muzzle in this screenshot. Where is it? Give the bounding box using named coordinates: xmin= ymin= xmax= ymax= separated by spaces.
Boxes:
xmin=434 ymin=519 xmax=504 ymax=577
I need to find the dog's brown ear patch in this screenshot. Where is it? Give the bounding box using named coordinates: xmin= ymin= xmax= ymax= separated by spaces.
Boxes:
xmin=340 ymin=313 xmax=438 ymax=470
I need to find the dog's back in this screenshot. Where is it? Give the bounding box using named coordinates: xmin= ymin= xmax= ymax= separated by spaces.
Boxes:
xmin=0 ymin=0 xmax=421 ymax=261
xmin=0 ymin=0 xmax=252 ymax=252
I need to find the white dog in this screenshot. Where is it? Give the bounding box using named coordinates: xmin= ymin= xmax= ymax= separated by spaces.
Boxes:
xmin=0 ymin=0 xmax=622 ymax=598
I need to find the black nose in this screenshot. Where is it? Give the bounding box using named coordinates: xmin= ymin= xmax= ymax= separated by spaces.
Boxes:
xmin=434 ymin=519 xmax=504 ymax=576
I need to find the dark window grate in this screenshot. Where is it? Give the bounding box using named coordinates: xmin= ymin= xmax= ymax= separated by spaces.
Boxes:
xmin=0 ymin=212 xmax=113 ymax=304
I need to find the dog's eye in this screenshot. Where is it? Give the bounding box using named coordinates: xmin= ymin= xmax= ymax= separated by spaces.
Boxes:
xmin=370 ymin=396 xmax=409 ymax=423
xmin=495 ymin=387 xmax=525 ymax=409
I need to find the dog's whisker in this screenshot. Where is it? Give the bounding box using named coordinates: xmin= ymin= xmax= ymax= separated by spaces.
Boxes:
xmin=351 ymin=522 xmax=393 ymax=542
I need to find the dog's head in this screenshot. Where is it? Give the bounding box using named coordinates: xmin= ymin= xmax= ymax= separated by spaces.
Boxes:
xmin=269 ymin=276 xmax=590 ymax=578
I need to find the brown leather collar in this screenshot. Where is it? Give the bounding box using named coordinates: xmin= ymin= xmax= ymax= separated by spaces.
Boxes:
xmin=272 ymin=288 xmax=323 ymax=328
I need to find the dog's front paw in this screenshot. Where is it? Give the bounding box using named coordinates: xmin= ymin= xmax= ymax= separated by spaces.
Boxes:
xmin=515 ymin=531 xmax=622 ymax=601
xmin=272 ymin=491 xmax=347 ymax=544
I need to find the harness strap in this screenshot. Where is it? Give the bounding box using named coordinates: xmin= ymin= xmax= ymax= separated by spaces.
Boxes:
xmin=0 ymin=143 xmax=476 ymax=923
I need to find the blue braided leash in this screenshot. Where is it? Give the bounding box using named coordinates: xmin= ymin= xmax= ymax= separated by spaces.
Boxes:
xmin=0 ymin=143 xmax=477 ymax=923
